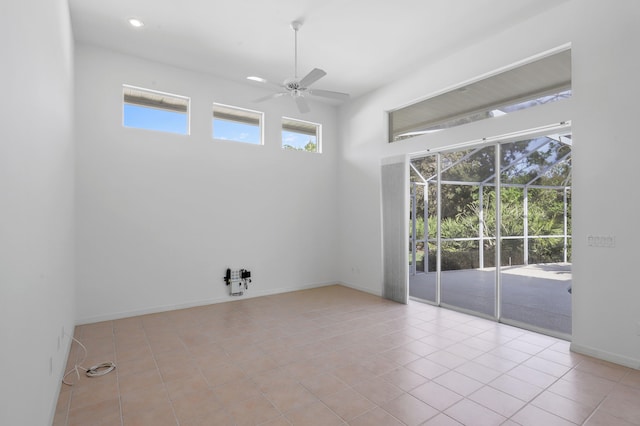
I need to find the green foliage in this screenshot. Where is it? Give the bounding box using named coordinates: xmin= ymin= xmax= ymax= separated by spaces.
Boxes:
xmin=410 ymin=137 xmax=571 ymax=270
xmin=412 ymin=216 xmax=425 ymax=239
xmin=283 ymin=138 xmax=317 ymax=152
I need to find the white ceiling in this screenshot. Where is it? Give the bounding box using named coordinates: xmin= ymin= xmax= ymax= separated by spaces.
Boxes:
xmin=68 ymin=0 xmax=568 ymax=100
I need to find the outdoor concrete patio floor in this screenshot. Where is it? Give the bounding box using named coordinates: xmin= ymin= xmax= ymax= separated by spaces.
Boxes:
xmin=409 ymin=263 xmax=572 ymax=335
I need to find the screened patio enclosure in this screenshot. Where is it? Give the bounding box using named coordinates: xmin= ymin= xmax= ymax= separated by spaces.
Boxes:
xmin=409 ymin=132 xmax=572 ymax=336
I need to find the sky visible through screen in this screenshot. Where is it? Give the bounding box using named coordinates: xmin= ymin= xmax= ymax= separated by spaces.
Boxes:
xmin=123 ymin=104 xmax=188 ymax=134
xmin=282 ymin=131 xmax=316 ymax=150
xmin=213 ymin=119 xmax=260 ymax=144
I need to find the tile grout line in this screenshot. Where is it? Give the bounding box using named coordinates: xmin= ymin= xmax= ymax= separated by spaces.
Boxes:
xmin=53 ymin=288 xmax=640 ymax=426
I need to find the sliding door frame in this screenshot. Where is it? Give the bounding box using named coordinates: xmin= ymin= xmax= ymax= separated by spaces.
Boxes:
xmin=407 ymin=123 xmax=572 ymax=338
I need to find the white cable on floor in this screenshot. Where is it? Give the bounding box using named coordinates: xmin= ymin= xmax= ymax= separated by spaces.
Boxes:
xmin=62 ymin=334 xmax=116 ymax=386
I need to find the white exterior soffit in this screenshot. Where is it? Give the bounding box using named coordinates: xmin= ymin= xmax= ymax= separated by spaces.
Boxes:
xmin=282 ymin=117 xmax=318 ymax=136
xmin=213 ymin=104 xmax=261 ymax=125
xmin=123 ymin=85 xmax=189 ymax=113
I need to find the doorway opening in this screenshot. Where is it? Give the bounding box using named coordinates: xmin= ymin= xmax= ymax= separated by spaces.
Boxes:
xmin=409 ymin=131 xmax=572 ymax=338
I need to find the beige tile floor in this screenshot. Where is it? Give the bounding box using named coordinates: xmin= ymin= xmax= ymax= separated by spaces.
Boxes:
xmin=53 ymin=285 xmax=640 ymax=426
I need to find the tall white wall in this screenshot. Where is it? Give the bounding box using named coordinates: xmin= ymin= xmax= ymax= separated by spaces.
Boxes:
xmin=337 ymin=0 xmax=640 ymax=368
xmin=570 ymin=0 xmax=640 ymax=368
xmin=0 ymin=0 xmax=76 ymax=424
xmin=75 ymin=45 xmax=339 ymax=323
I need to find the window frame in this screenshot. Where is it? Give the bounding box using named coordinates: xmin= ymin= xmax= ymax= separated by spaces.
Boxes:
xmin=281 ymin=117 xmax=322 ymax=153
xmin=212 ymin=103 xmax=264 ymax=145
xmin=122 ymin=84 xmax=191 ymax=135
xmin=388 ymin=49 xmax=572 ymax=142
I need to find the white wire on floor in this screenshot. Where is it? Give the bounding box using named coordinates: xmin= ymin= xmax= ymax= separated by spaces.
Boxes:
xmin=62 ymin=334 xmax=116 ymax=386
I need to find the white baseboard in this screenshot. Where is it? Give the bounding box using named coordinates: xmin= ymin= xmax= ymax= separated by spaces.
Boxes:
xmin=49 ymin=335 xmax=74 ymax=425
xmin=337 ymin=281 xmax=383 ymax=297
xmin=570 ymin=342 xmax=640 ymax=370
xmin=75 ymin=281 xmax=339 ymax=325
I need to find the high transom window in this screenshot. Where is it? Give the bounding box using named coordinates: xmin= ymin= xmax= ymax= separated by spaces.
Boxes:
xmin=389 ymin=49 xmax=572 ymax=142
xmin=212 ymin=103 xmax=263 ymax=145
xmin=282 ymin=117 xmax=321 ymax=153
xmin=122 ymin=85 xmax=190 ymax=135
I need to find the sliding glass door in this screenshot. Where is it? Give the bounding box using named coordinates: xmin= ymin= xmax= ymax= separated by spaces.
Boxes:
xmin=409 ymin=132 xmax=572 ymax=336
xmin=409 ymin=155 xmax=437 ymax=303
xmin=439 ymin=146 xmax=496 ymax=317
xmin=499 ymin=135 xmax=572 ymax=334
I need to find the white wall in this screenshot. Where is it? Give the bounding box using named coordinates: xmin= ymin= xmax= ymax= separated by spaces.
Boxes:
xmin=570 ymin=0 xmax=640 ymax=368
xmin=75 ymin=45 xmax=339 ymax=323
xmin=0 ymin=0 xmax=76 ymax=424
xmin=337 ymin=0 xmax=640 ymax=368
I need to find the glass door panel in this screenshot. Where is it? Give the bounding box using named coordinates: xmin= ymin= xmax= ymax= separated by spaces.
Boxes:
xmin=499 ymin=136 xmax=572 ymax=335
xmin=440 ymin=146 xmax=496 ymax=317
xmin=409 ymin=155 xmax=437 ymax=303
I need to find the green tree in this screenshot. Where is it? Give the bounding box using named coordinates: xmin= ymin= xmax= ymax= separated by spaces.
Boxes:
xmin=283 ymin=138 xmax=317 ymax=152
xmin=410 ymin=137 xmax=571 ymax=269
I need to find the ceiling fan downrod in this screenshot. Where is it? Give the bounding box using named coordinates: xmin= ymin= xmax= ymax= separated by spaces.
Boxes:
xmin=291 ymin=21 xmax=302 ymax=81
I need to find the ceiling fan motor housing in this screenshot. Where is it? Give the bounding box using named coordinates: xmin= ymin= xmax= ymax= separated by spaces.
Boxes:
xmin=284 ymin=79 xmax=306 ymax=96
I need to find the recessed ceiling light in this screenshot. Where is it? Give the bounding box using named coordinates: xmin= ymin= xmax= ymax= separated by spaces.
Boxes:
xmin=128 ymin=18 xmax=144 ymax=28
xmin=247 ymin=76 xmax=267 ymax=83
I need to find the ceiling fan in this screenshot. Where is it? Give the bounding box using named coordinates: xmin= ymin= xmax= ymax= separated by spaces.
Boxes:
xmin=248 ymin=21 xmax=350 ymax=113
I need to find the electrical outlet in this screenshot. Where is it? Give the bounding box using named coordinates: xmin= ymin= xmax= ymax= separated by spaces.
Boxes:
xmin=587 ymin=235 xmax=616 ymax=248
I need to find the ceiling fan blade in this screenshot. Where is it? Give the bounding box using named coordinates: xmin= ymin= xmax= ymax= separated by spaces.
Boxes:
xmin=253 ymin=92 xmax=287 ymax=103
xmin=295 ymin=96 xmax=310 ymax=114
xmin=298 ymin=68 xmax=327 ymax=88
xmin=309 ymin=89 xmax=350 ymax=101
